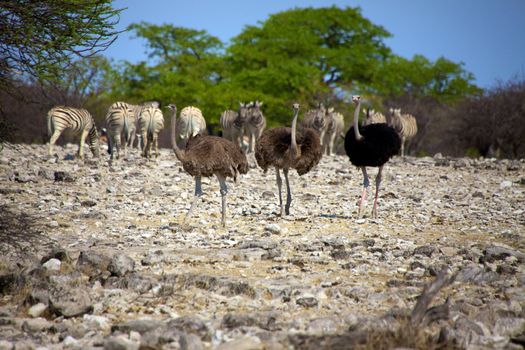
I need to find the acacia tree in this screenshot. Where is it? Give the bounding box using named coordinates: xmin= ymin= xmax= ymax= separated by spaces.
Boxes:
xmin=0 ymin=0 xmax=123 ymax=91
xmin=106 ymin=23 xmax=228 ymax=128
xmin=226 ymin=6 xmax=392 ymax=124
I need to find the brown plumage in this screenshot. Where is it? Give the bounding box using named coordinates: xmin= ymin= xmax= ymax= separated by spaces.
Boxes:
xmin=168 ymin=104 xmax=248 ymax=227
xmin=255 ymin=103 xmax=322 ymax=216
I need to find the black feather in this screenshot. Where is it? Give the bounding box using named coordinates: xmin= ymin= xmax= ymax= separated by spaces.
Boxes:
xmin=344 ymin=123 xmax=401 ymax=167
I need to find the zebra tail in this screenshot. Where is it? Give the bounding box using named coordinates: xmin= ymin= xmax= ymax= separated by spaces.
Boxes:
xmin=147 ymin=112 xmax=154 ymax=141
xmin=123 ymin=113 xmax=129 ymax=144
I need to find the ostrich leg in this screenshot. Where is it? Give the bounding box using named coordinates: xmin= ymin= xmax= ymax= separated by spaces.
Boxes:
xmin=275 ymin=167 xmax=283 ymax=216
xmin=358 ymin=167 xmax=370 ymax=217
xmin=283 ymin=168 xmax=292 ymax=215
xmin=371 ymin=166 xmax=383 ymax=218
xmin=184 ymin=176 xmax=203 ymax=224
xmin=217 ymin=175 xmax=228 ymax=227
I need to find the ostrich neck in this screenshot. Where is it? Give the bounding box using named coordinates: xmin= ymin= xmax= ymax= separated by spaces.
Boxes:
xmin=170 ymin=109 xmax=186 ymax=162
xmin=353 ymin=101 xmax=363 ymax=141
xmin=290 ymin=109 xmax=298 ymax=158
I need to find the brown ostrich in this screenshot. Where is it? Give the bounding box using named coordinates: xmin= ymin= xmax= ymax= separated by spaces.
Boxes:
xmin=168 ymin=104 xmax=249 ymax=227
xmin=255 ymin=103 xmax=322 ymax=216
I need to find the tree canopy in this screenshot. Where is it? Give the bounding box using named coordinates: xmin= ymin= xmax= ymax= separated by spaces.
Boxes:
xmin=104 ymin=6 xmax=479 ymax=129
xmin=0 ymin=0 xmax=123 ymax=90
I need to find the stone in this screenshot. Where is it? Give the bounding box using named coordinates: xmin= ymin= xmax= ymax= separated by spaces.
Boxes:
xmin=42 ymin=258 xmax=62 ymax=271
xmin=54 ymin=171 xmax=75 ymax=182
xmin=296 ymin=294 xmax=318 ymax=308
xmin=216 ymin=336 xmax=262 ymax=350
xmin=76 ymin=250 xmax=111 ymax=276
xmin=104 ymin=335 xmax=139 ymax=350
xmin=49 ymin=287 xmax=93 ymax=318
xmin=27 ymin=303 xmax=47 ymax=318
xmin=83 ymin=314 xmax=111 ymax=333
xmin=21 ymin=317 xmax=53 ymax=333
xmin=112 ymin=318 xmax=165 ymax=335
xmin=108 ymin=254 xmax=135 ymax=277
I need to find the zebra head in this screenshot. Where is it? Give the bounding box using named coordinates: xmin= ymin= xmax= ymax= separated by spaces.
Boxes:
xmin=249 ymin=100 xmax=264 ymax=124
xmin=236 ymin=102 xmax=250 ymax=127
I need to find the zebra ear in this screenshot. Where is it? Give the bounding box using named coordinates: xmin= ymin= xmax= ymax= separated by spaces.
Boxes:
xmin=328 ymin=107 xmax=334 ymax=113
xmin=258 ymin=101 xmax=263 ymax=107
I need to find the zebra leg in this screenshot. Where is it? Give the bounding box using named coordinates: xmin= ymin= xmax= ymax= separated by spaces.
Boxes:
xmin=329 ymin=131 xmax=337 ymax=156
xmin=372 ymin=166 xmax=383 ymax=218
xmin=401 ymin=137 xmax=406 ymax=157
xmin=358 ymin=167 xmax=370 ymax=217
xmin=248 ymin=132 xmax=255 ymax=153
xmin=48 ymin=131 xmax=61 ymax=157
xmin=217 ymin=175 xmax=228 ymax=227
xmin=283 ymin=168 xmax=292 ymax=216
xmin=154 ymin=133 xmax=159 ymax=158
xmin=114 ymin=133 xmax=121 ymax=160
xmin=275 ymin=167 xmax=283 ymax=216
xmin=184 ymin=176 xmax=203 ymax=225
xmin=78 ymin=129 xmax=89 ymax=160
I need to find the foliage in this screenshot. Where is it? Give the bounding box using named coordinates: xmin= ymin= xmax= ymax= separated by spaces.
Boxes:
xmin=226 ymin=6 xmax=392 ymax=124
xmin=104 ymin=23 xmax=228 ymax=128
xmin=0 ymin=0 xmax=123 ymax=91
xmin=376 ymin=55 xmax=481 ymax=104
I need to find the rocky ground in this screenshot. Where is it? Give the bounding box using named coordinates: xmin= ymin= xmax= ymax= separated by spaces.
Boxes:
xmin=0 ymin=142 xmax=524 ymax=350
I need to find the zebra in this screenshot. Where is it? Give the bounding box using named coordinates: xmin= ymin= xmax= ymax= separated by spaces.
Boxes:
xmin=322 ymin=108 xmax=344 ymax=155
xmin=245 ymin=100 xmax=266 ymax=153
xmin=175 ymin=106 xmax=207 ymax=147
xmin=390 ymin=108 xmax=418 ymax=156
xmin=139 ymin=105 xmax=164 ymax=158
xmin=47 ymin=106 xmax=100 ymax=159
xmin=131 ymin=101 xmax=160 ymax=150
xmin=220 ymin=102 xmax=251 ymax=149
xmin=104 ymin=102 xmax=135 ymax=160
xmin=363 ymin=108 xmax=386 ymax=126
xmin=220 ymin=109 xmax=239 ymax=142
xmin=302 ymin=103 xmax=328 ymax=145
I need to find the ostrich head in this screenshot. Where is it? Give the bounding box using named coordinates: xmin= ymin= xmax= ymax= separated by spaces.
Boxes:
xmin=352 ymin=95 xmax=361 ymax=104
xmin=292 ymin=103 xmax=300 ymax=111
xmin=167 ymin=104 xmax=177 ymax=112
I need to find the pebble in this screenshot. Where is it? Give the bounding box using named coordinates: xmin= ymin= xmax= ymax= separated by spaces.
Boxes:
xmin=1 ymin=145 xmax=524 ymax=349
xmin=27 ymin=303 xmax=47 ymax=318
xmin=42 ymin=258 xmax=61 ymax=271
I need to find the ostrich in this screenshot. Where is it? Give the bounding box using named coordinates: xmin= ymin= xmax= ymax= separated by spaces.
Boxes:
xmin=255 ymin=103 xmax=322 ymax=216
xmin=168 ymin=104 xmax=248 ymax=227
xmin=344 ymin=96 xmax=401 ymax=218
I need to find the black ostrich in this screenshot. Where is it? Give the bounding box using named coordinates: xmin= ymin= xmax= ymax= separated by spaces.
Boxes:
xmin=344 ymin=96 xmax=401 ymax=218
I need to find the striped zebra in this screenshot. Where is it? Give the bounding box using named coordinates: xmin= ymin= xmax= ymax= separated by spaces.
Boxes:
xmin=390 ymin=108 xmax=418 ymax=156
xmin=47 ymin=106 xmax=100 ymax=159
xmin=104 ymin=102 xmax=135 ymax=160
xmin=302 ymin=103 xmax=328 ymax=145
xmin=322 ymin=108 xmax=344 ymax=155
xmin=363 ymin=108 xmax=386 ymax=126
xmin=131 ymin=101 xmax=160 ymax=150
xmin=220 ymin=102 xmax=250 ymax=149
xmin=245 ymin=100 xmax=266 ymax=153
xmin=220 ymin=109 xmax=239 ymax=142
xmin=176 ymin=106 xmax=207 ymax=146
xmin=138 ymin=105 xmax=164 ymax=158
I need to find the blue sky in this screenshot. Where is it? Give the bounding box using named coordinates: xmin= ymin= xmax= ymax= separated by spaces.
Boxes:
xmin=104 ymin=0 xmax=525 ymax=89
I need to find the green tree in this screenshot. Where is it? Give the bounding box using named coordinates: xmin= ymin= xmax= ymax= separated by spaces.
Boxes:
xmin=0 ymin=0 xmax=123 ymax=91
xmin=106 ymin=23 xmax=228 ymax=126
xmin=376 ymin=55 xmax=481 ymax=104
xmin=227 ymin=6 xmax=392 ymax=124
